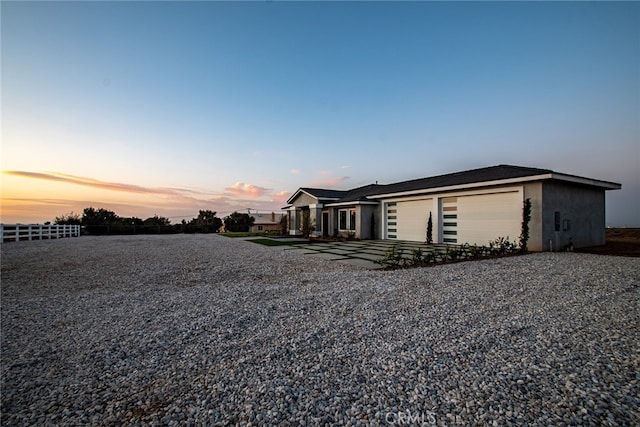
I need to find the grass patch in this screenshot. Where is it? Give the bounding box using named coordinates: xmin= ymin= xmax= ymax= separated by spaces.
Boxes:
xmin=222 ymin=232 xmax=279 ymax=238
xmin=247 ymin=238 xmax=302 ymax=246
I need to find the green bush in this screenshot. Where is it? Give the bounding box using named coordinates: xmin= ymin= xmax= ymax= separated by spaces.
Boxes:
xmin=376 ymin=236 xmax=522 ymax=270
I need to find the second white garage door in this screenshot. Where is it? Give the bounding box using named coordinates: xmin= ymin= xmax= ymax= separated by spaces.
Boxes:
xmin=457 ymin=191 xmax=521 ymax=245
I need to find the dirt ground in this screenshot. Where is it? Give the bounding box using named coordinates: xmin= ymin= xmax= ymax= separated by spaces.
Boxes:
xmin=576 ymin=228 xmax=640 ymax=257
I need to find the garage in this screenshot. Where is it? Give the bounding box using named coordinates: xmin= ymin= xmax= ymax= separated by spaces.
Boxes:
xmin=457 ymin=191 xmax=521 ymax=245
xmin=386 ymin=198 xmax=432 ymax=241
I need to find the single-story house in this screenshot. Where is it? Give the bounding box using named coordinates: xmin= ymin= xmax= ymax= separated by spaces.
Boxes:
xmin=250 ymin=212 xmax=284 ymax=233
xmin=284 ymin=164 xmax=621 ymax=251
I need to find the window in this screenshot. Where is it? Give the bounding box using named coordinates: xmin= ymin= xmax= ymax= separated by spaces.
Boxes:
xmin=339 ymin=209 xmax=356 ymax=231
xmin=554 ymin=211 xmax=560 ymax=232
xmin=339 ymin=210 xmax=347 ymax=230
xmin=258 ymin=225 xmax=264 ymax=231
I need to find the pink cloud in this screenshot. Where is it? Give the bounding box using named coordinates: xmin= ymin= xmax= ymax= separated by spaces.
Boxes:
xmin=224 ymin=182 xmax=270 ymax=199
xmin=1 ymin=170 xmax=294 ymax=223
xmin=310 ymin=170 xmax=350 ymax=187
xmin=271 ymin=190 xmax=291 ymax=204
xmin=3 ymin=170 xmax=189 ymax=197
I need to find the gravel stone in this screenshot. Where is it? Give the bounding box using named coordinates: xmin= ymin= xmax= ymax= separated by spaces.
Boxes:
xmin=1 ymin=234 xmax=638 ymax=425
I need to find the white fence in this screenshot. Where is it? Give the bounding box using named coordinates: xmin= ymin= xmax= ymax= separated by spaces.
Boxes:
xmin=1 ymin=224 xmax=81 ymax=242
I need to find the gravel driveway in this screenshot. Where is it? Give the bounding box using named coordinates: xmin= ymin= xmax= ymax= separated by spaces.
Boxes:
xmin=1 ymin=234 xmax=638 ymax=425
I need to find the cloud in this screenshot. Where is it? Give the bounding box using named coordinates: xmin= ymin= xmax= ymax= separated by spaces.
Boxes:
xmin=290 ymin=168 xmax=301 ymax=175
xmin=316 ymin=176 xmax=350 ymax=186
xmin=1 ymin=170 xmax=296 ymax=223
xmin=310 ymin=170 xmax=350 ymax=187
xmin=224 ymin=182 xmax=271 ymax=199
xmin=3 ymin=170 xmax=187 ymax=197
xmin=271 ymin=190 xmax=291 ymax=204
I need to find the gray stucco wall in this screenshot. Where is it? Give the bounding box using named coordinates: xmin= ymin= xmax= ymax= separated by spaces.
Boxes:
xmin=524 ymin=182 xmax=544 ymax=252
xmin=524 ymin=181 xmax=606 ymax=251
xmin=357 ymin=205 xmax=379 ymax=239
xmin=290 ymin=192 xmax=318 ymax=208
xmin=540 ymin=181 xmax=606 ymax=250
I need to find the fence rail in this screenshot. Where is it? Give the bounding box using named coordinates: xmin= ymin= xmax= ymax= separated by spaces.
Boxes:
xmin=1 ymin=224 xmax=81 ymax=242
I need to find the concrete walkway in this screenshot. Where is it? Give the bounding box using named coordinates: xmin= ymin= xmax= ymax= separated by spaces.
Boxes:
xmin=276 ymin=239 xmax=452 ymax=269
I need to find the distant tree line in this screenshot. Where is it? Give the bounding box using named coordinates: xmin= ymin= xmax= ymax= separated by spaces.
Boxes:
xmin=53 ymin=207 xmax=255 ymax=235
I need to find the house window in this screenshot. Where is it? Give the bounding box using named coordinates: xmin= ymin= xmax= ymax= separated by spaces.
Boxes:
xmin=554 ymin=211 xmax=561 ymax=232
xmin=339 ymin=209 xmax=356 ymax=231
xmin=258 ymin=225 xmax=264 ymax=231
xmin=339 ymin=210 xmax=347 ymax=230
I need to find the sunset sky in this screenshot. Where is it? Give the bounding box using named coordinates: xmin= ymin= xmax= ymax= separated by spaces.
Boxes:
xmin=2 ymin=1 xmax=638 ymax=226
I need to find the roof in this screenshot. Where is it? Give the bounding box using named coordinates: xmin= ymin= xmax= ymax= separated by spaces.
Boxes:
xmin=327 ymin=184 xmax=380 ymax=203
xmin=286 ymin=188 xmax=348 ymax=205
xmin=252 ymin=212 xmax=284 ymax=225
xmin=373 ymin=164 xmax=553 ymax=196
xmin=285 ymin=164 xmax=621 ymax=207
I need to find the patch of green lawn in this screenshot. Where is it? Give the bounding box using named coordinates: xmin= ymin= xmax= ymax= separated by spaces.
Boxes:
xmin=222 ymin=232 xmax=277 ymax=238
xmin=247 ymin=238 xmax=302 ymax=246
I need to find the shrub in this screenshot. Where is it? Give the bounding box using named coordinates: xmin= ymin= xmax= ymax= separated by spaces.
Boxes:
xmin=376 ymin=245 xmax=406 ymax=269
xmin=412 ymin=248 xmax=424 ymax=264
xmin=519 ymin=198 xmax=532 ymax=253
xmin=426 ymin=212 xmax=433 ymax=244
xmin=488 ymin=237 xmax=518 ymax=255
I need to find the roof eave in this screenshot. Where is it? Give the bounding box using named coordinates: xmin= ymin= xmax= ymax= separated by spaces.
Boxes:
xmin=549 ymin=173 xmax=622 ymax=190
xmin=368 ymin=173 xmax=621 ymax=199
xmin=286 ymin=188 xmax=344 ymax=205
xmin=325 ymin=200 xmax=379 ymax=207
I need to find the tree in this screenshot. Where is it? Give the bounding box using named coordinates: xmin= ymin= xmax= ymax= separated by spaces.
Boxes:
xmin=279 ymin=214 xmax=288 ymax=236
xmin=82 ymin=207 xmax=120 ymax=234
xmin=223 ymin=211 xmax=255 ymax=232
xmin=194 ymin=210 xmax=222 ymax=233
xmin=301 ymin=210 xmax=310 ymax=238
xmin=143 ymin=215 xmax=171 ymax=227
xmin=519 ymin=198 xmax=532 ymax=253
xmin=82 ymin=207 xmax=119 ymax=226
xmin=426 ymin=211 xmax=433 ymax=244
xmin=54 ymin=212 xmax=81 ymax=225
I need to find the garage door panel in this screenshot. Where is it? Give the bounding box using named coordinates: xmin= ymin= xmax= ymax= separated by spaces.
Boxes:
xmin=458 ymin=192 xmax=520 ymax=245
xmin=389 ymin=199 xmax=431 ymax=241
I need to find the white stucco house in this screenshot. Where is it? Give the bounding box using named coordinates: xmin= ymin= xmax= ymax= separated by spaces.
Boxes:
xmin=284 ymin=164 xmax=621 ymax=252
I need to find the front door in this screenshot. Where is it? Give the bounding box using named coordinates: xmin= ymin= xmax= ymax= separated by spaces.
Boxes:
xmin=322 ymin=212 xmax=329 ymax=237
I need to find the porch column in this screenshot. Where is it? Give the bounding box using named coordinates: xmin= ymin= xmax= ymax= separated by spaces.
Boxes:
xmin=432 ymin=198 xmax=440 ymax=244
xmin=309 ymin=204 xmax=323 ymax=238
xmin=288 ymin=207 xmax=302 ymax=236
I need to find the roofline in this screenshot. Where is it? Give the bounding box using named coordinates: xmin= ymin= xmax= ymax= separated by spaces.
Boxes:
xmin=325 ymin=201 xmax=380 ymax=207
xmin=286 ymin=188 xmax=343 ymax=205
xmin=368 ymin=173 xmax=621 ymax=199
xmin=549 ymin=172 xmax=621 ymax=190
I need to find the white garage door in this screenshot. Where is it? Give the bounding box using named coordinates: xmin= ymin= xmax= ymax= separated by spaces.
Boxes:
xmin=457 ymin=191 xmax=521 ymax=245
xmin=387 ymin=199 xmax=432 ymax=241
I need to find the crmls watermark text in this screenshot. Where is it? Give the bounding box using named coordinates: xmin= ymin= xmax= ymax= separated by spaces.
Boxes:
xmin=385 ymin=410 xmax=437 ymax=425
